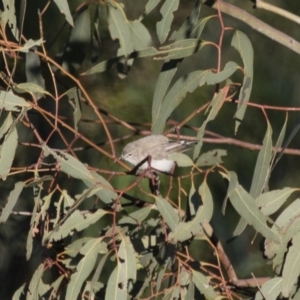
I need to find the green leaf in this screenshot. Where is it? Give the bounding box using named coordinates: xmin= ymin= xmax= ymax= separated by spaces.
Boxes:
xmin=12 ymin=283 xmax=26 ymax=300
xmin=152 ymin=62 xmax=238 ymax=134
xmin=169 ymin=180 xmax=213 ymax=243
xmin=118 ymin=206 xmax=152 ymax=225
xmin=156 ymin=0 xmax=179 ymax=44
xmin=49 ymin=275 xmax=65 ymax=300
xmin=254 ymin=277 xmax=282 ymax=300
xmin=193 ymin=88 xmax=229 ymax=159
xmin=66 ymin=238 xmax=103 ymax=299
xmin=196 ymin=149 xmax=227 ymax=167
xmin=118 ymin=236 xmax=137 ymax=286
xmin=42 ymin=145 xmax=93 ymax=181
xmin=159 ymin=39 xmax=204 ymax=60
xmin=53 ymin=0 xmax=74 ymax=26
xmin=156 ymin=197 xmax=179 ymax=231
xmin=157 ymin=257 xmax=171 ymax=292
xmin=233 ymin=121 xmax=272 ymax=236
xmin=227 ymin=172 xmax=279 ymax=242
xmin=250 ymin=121 xmax=273 ymax=198
xmin=19 ymin=38 xmax=44 ymax=53
xmin=1 ymin=0 xmax=19 ymax=40
xmin=0 ymin=90 xmax=31 ymax=111
xmin=264 ymin=199 xmax=300 ymax=260
xmin=128 ymin=20 xmax=152 ymax=51
xmin=108 ymin=3 xmax=134 ymax=56
xmin=140 ymin=0 xmax=163 ymax=20
xmin=169 ymin=152 xmax=194 ymax=167
xmin=15 ymin=82 xmax=50 ymax=98
xmin=152 ymin=62 xmax=178 ymax=128
xmin=67 ymin=87 xmax=81 ymax=131
xmin=282 ymin=231 xmax=300 ymax=297
xmin=105 ymin=264 xmax=127 ymax=300
xmin=170 ymin=2 xmax=202 ymax=41
xmin=232 ymin=30 xmax=254 ymax=133
xmin=234 ymin=122 xmax=273 ymax=236
xmin=45 ymin=209 xmax=108 ymax=242
xmin=83 ymin=172 xmax=117 ymax=204
xmin=191 ymin=270 xmax=217 ymax=300
xmin=27 ymin=264 xmax=44 ymax=300
xmin=256 ymin=188 xmax=297 ymax=216
xmin=25 ymin=49 xmax=46 ymax=100
xmin=0 ymin=113 xmax=18 ymax=179
xmin=0 ymin=182 xmax=24 ymax=223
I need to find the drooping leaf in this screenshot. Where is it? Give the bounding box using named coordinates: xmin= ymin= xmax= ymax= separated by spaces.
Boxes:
xmin=44 ymin=209 xmax=108 ymax=243
xmin=108 ymin=3 xmax=134 ymax=56
xmin=170 ymin=1 xmax=202 ymax=41
xmin=27 ymin=264 xmax=44 ymax=300
xmin=118 ymin=236 xmax=137 ymax=288
xmin=0 ymin=90 xmax=31 ymax=111
xmin=232 ymin=30 xmax=254 ymax=133
xmin=264 ymin=199 xmax=300 ymax=260
xmin=128 ymin=20 xmax=152 ymax=51
xmin=18 ymin=39 xmax=44 ymax=53
xmin=152 ymin=63 xmax=237 ymax=134
xmin=282 ymin=232 xmax=300 ymax=297
xmin=42 ymin=145 xmax=93 ymax=181
xmin=0 ymin=182 xmax=24 ymax=223
xmin=234 ymin=122 xmax=273 ymax=236
xmin=196 ymin=149 xmax=227 ymax=167
xmin=156 ymin=197 xmax=179 ymax=231
xmin=158 ymin=39 xmax=204 ymax=60
xmin=66 ymin=238 xmax=104 ymax=299
xmin=0 ymin=113 xmax=18 ymax=179
xmin=250 ymin=121 xmax=273 ymax=198
xmin=152 ymin=61 xmax=178 ymax=128
xmin=191 ymin=270 xmax=217 ymax=300
xmin=169 ymin=180 xmax=213 ymax=243
xmin=118 ymin=206 xmax=152 ymax=225
xmin=1 ymin=0 xmax=19 ymax=40
xmin=193 ymin=87 xmax=229 ymax=159
xmin=254 ymin=277 xmax=282 ymax=300
xmin=83 ymin=172 xmax=117 ymax=204
xmin=140 ymin=0 xmax=163 ymax=21
xmin=227 ymin=172 xmax=279 ymax=242
xmin=105 ymin=263 xmax=127 ymax=300
xmin=53 ymin=0 xmax=74 ymax=26
xmin=12 ymin=283 xmax=26 ymax=300
xmin=67 ymin=87 xmax=82 ymax=131
xmin=156 ymin=0 xmax=180 ymax=44
xmin=256 ymin=188 xmax=297 ymax=216
xmin=169 ymin=152 xmax=194 ymax=167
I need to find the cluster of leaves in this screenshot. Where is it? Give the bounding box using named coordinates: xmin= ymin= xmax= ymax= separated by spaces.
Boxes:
xmin=1 ymin=0 xmax=300 ymax=299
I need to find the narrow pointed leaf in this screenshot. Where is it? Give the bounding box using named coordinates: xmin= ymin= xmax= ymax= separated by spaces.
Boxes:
xmin=0 ymin=182 xmax=24 ymax=223
xmin=282 ymin=232 xmax=300 ymax=297
xmin=228 ymin=172 xmax=279 ymax=242
xmin=191 ymin=270 xmax=217 ymax=300
xmin=53 ymin=0 xmax=74 ymax=26
xmin=256 ymin=188 xmax=297 ymax=216
xmin=232 ymin=30 xmax=253 ymax=133
xmin=156 ymin=197 xmax=179 ymax=231
xmin=108 ymin=3 xmax=134 ymax=56
xmin=250 ymin=121 xmax=273 ymax=198
xmin=43 ymin=145 xmax=93 ymax=181
xmin=66 ymin=238 xmax=103 ymax=299
xmin=156 ymin=0 xmax=179 ymax=43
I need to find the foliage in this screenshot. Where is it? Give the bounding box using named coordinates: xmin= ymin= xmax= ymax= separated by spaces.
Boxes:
xmin=1 ymin=0 xmax=300 ymax=299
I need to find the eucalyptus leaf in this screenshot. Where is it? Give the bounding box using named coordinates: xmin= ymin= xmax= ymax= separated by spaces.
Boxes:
xmin=232 ymin=30 xmax=254 ymax=133
xmin=156 ymin=0 xmax=179 ymax=44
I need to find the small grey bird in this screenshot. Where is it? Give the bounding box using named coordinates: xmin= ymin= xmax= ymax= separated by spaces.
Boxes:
xmin=120 ymin=134 xmax=196 ymax=173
